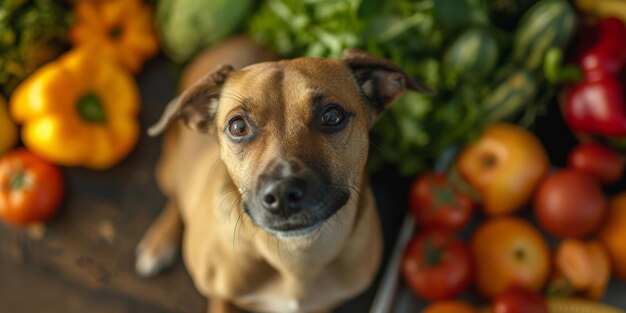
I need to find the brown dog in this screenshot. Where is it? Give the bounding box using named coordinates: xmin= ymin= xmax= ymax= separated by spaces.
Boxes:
xmin=136 ymin=37 xmax=432 ymax=313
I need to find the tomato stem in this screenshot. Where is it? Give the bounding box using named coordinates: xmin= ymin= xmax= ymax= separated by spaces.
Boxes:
xmin=424 ymin=238 xmax=443 ymax=267
xmin=514 ymin=247 xmax=526 ymax=260
xmin=481 ymin=153 xmax=497 ymax=169
xmin=547 ymin=277 xmax=574 ymax=298
xmin=433 ymin=186 xmax=455 ymax=209
xmin=10 ymin=171 xmax=27 ymax=190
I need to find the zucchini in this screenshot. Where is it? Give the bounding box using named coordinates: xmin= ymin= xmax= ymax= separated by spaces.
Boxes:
xmin=512 ymin=0 xmax=576 ymax=70
xmin=481 ymin=69 xmax=538 ymax=124
xmin=444 ymin=28 xmax=500 ymax=83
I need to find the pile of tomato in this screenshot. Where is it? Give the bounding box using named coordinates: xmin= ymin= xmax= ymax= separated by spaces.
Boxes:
xmin=403 ymin=122 xmax=626 ymax=313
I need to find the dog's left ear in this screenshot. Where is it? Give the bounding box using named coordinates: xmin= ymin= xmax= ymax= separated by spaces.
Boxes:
xmin=148 ymin=64 xmax=234 ymax=136
xmin=342 ymin=48 xmax=434 ymax=119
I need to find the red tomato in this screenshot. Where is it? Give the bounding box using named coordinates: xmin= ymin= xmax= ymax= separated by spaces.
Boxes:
xmin=492 ymin=286 xmax=548 ymax=313
xmin=0 ymin=149 xmax=64 ymax=225
xmin=534 ymin=169 xmax=606 ymax=238
xmin=402 ymin=231 xmax=473 ymax=301
xmin=409 ymin=173 xmax=474 ymax=231
xmin=422 ymin=301 xmax=477 ymax=313
xmin=568 ymin=143 xmax=624 ymax=185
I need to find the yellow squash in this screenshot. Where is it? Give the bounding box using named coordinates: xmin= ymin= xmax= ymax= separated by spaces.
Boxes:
xmin=576 ymin=0 xmax=626 ymax=23
xmin=10 ymin=48 xmax=140 ymax=169
xmin=0 ymin=96 xmax=17 ymax=154
xmin=70 ymin=0 xmax=159 ymax=73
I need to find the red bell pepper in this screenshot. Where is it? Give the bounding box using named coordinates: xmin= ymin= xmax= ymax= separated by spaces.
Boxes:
xmin=564 ymin=17 xmax=626 ymax=137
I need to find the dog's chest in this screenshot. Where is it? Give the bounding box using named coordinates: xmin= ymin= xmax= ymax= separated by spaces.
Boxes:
xmin=231 ymin=270 xmax=363 ymax=313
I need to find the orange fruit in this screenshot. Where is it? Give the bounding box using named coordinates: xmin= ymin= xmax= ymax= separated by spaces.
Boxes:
xmin=470 ymin=217 xmax=550 ymax=298
xmin=598 ymin=192 xmax=626 ymax=281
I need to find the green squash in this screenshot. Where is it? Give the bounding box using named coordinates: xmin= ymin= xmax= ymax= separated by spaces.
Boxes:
xmin=443 ymin=28 xmax=500 ymax=84
xmin=156 ymin=0 xmax=254 ymax=63
xmin=512 ymin=0 xmax=576 ymax=70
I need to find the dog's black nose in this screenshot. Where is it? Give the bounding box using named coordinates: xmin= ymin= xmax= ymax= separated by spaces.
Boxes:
xmin=261 ymin=178 xmax=306 ymax=217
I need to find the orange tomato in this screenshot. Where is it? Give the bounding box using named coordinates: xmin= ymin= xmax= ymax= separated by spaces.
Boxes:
xmin=0 ymin=149 xmax=64 ymax=225
xmin=598 ymin=192 xmax=626 ymax=281
xmin=470 ymin=217 xmax=550 ymax=298
xmin=421 ymin=301 xmax=477 ymax=313
xmin=554 ymin=239 xmax=611 ymax=299
xmin=457 ymin=123 xmax=549 ymax=216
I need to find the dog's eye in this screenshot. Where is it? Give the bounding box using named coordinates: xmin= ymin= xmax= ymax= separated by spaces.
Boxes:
xmin=228 ymin=117 xmax=249 ymax=137
xmin=321 ymin=107 xmax=345 ymax=127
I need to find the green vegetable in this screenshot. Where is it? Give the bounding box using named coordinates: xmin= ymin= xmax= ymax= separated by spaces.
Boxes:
xmin=247 ymin=0 xmax=574 ymax=175
xmin=156 ymin=0 xmax=254 ymax=62
xmin=512 ymin=0 xmax=576 ymax=70
xmin=443 ymin=28 xmax=499 ymax=85
xmin=434 ymin=0 xmax=489 ymax=31
xmin=481 ymin=69 xmax=538 ymax=125
xmin=248 ymin=0 xmax=363 ymax=58
xmin=0 ymin=0 xmax=70 ymax=97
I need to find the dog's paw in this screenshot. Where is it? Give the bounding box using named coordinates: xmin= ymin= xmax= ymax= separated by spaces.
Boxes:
xmin=135 ymin=241 xmax=177 ymax=277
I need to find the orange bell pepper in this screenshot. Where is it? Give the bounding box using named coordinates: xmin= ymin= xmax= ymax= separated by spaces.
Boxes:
xmin=70 ymin=0 xmax=159 ymax=73
xmin=10 ymin=49 xmax=140 ymax=169
xmin=552 ymin=239 xmax=611 ymax=300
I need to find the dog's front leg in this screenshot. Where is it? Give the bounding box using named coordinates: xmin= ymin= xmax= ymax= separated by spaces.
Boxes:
xmin=135 ymin=201 xmax=182 ymax=276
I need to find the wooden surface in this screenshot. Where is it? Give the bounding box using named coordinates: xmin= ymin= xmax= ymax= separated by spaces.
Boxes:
xmin=0 ymin=58 xmax=206 ymax=313
xmin=0 ymin=57 xmax=409 ymax=313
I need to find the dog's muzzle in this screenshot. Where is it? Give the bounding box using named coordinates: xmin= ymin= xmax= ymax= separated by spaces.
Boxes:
xmin=243 ymin=160 xmax=351 ymax=237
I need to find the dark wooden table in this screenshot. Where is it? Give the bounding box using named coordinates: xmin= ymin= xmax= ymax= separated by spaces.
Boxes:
xmin=1 ymin=56 xmax=625 ymax=313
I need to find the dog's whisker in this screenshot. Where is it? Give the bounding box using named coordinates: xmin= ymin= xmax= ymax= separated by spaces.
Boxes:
xmin=284 ymin=240 xmax=294 ymax=259
xmin=236 ymin=211 xmax=246 ymax=251
xmin=226 ymin=89 xmax=247 ymax=103
xmin=266 ymin=229 xmax=272 ymax=254
xmin=220 ymin=89 xmax=248 ymax=105
xmin=220 ymin=93 xmax=245 ymax=102
xmin=230 ymin=191 xmax=247 ymax=252
xmin=232 ymin=200 xmax=244 ymax=252
xmin=275 ymin=235 xmax=282 ymax=262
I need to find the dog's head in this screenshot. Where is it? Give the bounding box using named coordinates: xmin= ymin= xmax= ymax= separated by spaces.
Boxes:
xmin=150 ymin=49 xmax=432 ymax=238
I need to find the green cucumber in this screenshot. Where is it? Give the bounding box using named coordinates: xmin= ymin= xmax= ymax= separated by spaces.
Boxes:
xmin=444 ymin=28 xmax=500 ymax=82
xmin=512 ymin=0 xmax=576 ymax=70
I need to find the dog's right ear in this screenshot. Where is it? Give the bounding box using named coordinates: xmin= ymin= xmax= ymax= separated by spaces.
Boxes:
xmin=342 ymin=49 xmax=434 ymax=123
xmin=147 ymin=64 xmax=234 ymax=137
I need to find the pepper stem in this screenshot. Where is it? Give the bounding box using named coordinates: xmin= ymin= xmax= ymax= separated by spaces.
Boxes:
xmin=109 ymin=26 xmax=123 ymax=40
xmin=77 ymin=93 xmax=107 ymax=123
xmin=544 ymin=47 xmax=583 ymax=84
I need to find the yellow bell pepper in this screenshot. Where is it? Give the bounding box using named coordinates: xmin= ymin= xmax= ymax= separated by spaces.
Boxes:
xmin=10 ymin=48 xmax=140 ymax=169
xmin=0 ymin=96 xmax=18 ymax=154
xmin=576 ymin=0 xmax=626 ymax=23
xmin=70 ymin=0 xmax=159 ymax=73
